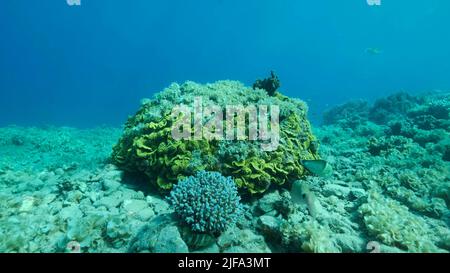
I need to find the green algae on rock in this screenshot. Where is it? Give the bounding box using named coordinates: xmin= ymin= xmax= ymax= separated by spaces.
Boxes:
xmin=111 ymin=80 xmax=320 ymax=194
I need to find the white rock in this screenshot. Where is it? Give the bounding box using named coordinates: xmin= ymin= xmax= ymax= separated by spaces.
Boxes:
xmin=102 ymin=179 xmax=121 ymax=192
xmin=350 ymin=188 xmax=366 ymax=199
xmin=136 ymin=208 xmax=155 ymax=221
xmin=59 ymin=205 xmax=83 ymax=220
xmin=42 ymin=194 xmax=57 ymax=205
xmin=55 ymin=168 xmax=65 ymax=176
xmin=66 ymin=190 xmax=83 ymax=203
xmin=78 ymin=182 xmax=87 ymax=193
xmin=323 ymin=184 xmax=351 ymax=198
xmin=122 ymin=199 xmax=149 ymax=216
xmin=94 ymin=196 xmax=122 ymax=209
xmin=258 ymin=190 xmax=281 ymax=213
xmin=258 ymin=215 xmax=282 ymax=235
xmin=19 ymin=196 xmax=35 ymax=212
xmin=88 ymin=192 xmax=99 ymax=202
xmin=147 ymin=196 xmax=170 ymax=214
xmin=218 ymin=228 xmax=271 ymax=253
xmin=79 ymin=198 xmax=91 ymax=207
xmin=122 ymin=189 xmax=144 ymax=200
xmin=153 ymin=226 xmax=189 ymax=253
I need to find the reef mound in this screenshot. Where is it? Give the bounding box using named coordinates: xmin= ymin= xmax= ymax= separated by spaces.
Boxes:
xmin=111 ymin=80 xmax=320 ymax=194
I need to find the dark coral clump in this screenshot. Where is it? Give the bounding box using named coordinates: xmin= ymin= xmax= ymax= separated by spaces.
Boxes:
xmin=253 ymin=71 xmax=281 ymax=96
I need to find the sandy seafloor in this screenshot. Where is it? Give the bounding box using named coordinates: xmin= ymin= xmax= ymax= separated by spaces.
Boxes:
xmin=0 ymin=95 xmax=449 ymax=253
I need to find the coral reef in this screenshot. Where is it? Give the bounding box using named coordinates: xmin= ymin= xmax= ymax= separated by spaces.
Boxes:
xmin=111 ymin=80 xmax=319 ymax=194
xmin=323 ymin=100 xmax=369 ymax=129
xmin=369 ymin=92 xmax=423 ymax=124
xmin=311 ymin=91 xmax=450 ymax=252
xmin=0 ymin=89 xmax=448 ymax=253
xmin=166 ymin=171 xmax=245 ymax=234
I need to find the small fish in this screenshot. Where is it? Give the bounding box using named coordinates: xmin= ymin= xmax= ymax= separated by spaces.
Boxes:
xmin=301 ymin=159 xmax=332 ymax=177
xmin=365 ymin=47 xmax=382 ymax=55
xmin=290 ymin=181 xmax=318 ymax=218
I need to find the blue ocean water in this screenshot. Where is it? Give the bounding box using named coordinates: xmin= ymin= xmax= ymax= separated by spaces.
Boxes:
xmin=1 ymin=0 xmax=449 ymax=127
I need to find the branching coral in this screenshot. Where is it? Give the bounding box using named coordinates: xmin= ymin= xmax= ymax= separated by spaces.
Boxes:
xmin=166 ymin=171 xmax=245 ymax=234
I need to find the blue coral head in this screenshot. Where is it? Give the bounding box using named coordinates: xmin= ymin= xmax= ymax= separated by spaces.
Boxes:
xmin=166 ymin=171 xmax=245 ymax=234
